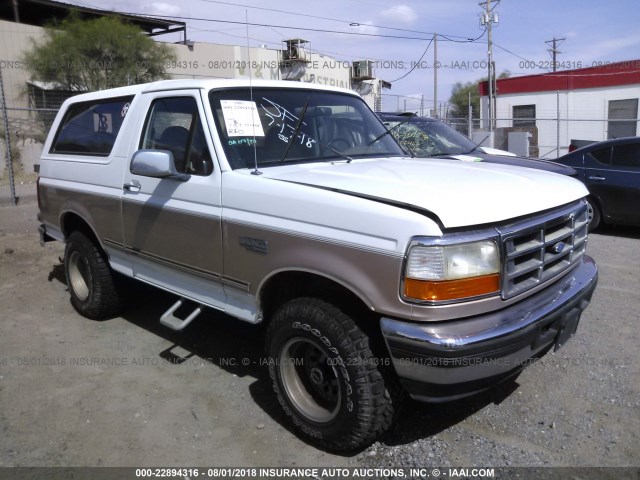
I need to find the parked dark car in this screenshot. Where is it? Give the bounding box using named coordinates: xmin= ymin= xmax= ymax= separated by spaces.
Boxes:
xmin=556 ymin=136 xmax=640 ymax=230
xmin=377 ymin=112 xmax=577 ymax=176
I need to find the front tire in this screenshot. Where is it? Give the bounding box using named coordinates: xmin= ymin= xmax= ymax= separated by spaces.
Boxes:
xmin=586 ymin=197 xmax=601 ymax=231
xmin=266 ymin=297 xmax=398 ymax=451
xmin=64 ymin=231 xmax=122 ymax=320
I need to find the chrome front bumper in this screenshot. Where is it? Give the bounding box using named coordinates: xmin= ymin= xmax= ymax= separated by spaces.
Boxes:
xmin=381 ymin=256 xmax=598 ymax=402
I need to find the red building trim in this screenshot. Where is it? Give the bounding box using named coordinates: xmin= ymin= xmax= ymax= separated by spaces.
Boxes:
xmin=479 ymin=60 xmax=640 ymax=96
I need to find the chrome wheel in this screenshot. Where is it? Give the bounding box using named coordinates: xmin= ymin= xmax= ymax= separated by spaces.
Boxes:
xmin=279 ymin=337 xmax=342 ymax=423
xmin=585 ymin=198 xmax=601 ymax=231
xmin=68 ymin=250 xmax=90 ymax=301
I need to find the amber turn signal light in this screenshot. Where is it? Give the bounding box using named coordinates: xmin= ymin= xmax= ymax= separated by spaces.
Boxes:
xmin=404 ymin=273 xmax=500 ymax=302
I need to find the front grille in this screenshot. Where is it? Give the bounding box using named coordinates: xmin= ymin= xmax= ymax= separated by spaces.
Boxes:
xmin=501 ymin=201 xmax=589 ymax=299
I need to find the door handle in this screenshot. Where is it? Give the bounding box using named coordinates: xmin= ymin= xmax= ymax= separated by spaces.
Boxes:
xmin=123 ymin=180 xmax=141 ymax=192
xmin=587 ymin=176 xmax=605 ymax=181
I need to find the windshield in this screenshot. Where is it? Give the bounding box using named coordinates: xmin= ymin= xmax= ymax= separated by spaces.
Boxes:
xmin=210 ymin=88 xmax=404 ymax=169
xmin=381 ymin=119 xmax=477 ymax=157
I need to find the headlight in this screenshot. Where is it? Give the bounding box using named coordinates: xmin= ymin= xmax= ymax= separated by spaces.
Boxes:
xmin=404 ymin=240 xmax=500 ymax=302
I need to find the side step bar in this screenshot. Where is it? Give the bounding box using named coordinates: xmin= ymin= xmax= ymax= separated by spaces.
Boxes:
xmin=160 ymin=298 xmax=203 ymax=331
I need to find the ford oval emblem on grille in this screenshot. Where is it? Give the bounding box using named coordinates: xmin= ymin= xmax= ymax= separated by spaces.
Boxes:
xmin=552 ymin=241 xmax=566 ymax=254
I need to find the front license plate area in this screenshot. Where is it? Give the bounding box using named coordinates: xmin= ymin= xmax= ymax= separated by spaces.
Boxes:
xmin=554 ymin=308 xmax=581 ymax=352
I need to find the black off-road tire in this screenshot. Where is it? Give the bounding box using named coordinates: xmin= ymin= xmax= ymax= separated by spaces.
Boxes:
xmin=586 ymin=197 xmax=601 ymax=232
xmin=266 ymin=297 xmax=399 ymax=451
xmin=64 ymin=231 xmax=122 ymax=320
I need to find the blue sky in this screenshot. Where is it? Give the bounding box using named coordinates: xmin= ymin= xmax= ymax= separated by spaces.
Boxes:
xmin=73 ymin=0 xmax=640 ymax=110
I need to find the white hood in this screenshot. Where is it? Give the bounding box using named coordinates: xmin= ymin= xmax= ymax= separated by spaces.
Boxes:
xmin=259 ymin=157 xmax=588 ymax=229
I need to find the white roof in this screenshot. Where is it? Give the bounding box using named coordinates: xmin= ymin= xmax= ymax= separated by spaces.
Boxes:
xmin=64 ymin=79 xmax=360 ymax=103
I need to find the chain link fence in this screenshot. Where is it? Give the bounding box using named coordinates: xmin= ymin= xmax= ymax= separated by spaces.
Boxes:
xmin=379 ymin=93 xmax=451 ymax=118
xmin=379 ymin=93 xmax=639 ymax=159
xmin=440 ymin=117 xmax=639 ymax=158
xmin=1 ymin=104 xmax=60 ymax=204
xmin=1 ymin=64 xmax=69 ymax=204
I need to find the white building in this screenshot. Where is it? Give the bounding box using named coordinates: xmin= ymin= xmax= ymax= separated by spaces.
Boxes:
xmin=479 ymin=61 xmax=640 ymax=158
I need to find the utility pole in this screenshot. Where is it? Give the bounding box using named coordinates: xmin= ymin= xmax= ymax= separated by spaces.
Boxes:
xmin=545 ymin=37 xmax=565 ymax=72
xmin=433 ymin=33 xmax=438 ymax=118
xmin=480 ymin=0 xmax=499 ymax=131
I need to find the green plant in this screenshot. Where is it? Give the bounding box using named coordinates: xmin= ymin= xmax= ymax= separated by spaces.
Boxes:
xmin=22 ymin=14 xmax=176 ymax=92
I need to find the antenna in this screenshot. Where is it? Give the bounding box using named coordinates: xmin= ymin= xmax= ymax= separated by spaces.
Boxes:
xmin=246 ymin=10 xmax=262 ymax=176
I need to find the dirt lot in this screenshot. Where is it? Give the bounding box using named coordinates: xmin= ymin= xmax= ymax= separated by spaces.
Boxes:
xmin=0 ymin=184 xmax=638 ymax=470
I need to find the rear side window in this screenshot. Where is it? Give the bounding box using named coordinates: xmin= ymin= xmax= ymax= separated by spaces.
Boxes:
xmin=612 ymin=142 xmax=640 ymax=169
xmin=51 ymin=96 xmax=134 ymax=156
xmin=589 ymin=147 xmax=611 ymax=166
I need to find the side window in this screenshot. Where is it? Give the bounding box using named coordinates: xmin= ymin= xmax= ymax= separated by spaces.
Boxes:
xmin=513 ymin=105 xmax=536 ymax=128
xmin=612 ymin=143 xmax=640 ymax=169
xmin=51 ymin=96 xmax=133 ymax=156
xmin=589 ymin=147 xmax=611 ymax=166
xmin=607 ymin=99 xmax=638 ymax=139
xmin=141 ymin=97 xmax=213 ymax=176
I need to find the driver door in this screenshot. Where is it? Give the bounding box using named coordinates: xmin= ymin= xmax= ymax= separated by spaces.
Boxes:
xmin=121 ymin=90 xmax=225 ymax=308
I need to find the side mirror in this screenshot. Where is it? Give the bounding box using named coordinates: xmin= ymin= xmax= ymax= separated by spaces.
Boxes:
xmin=130 ymin=150 xmax=191 ymax=181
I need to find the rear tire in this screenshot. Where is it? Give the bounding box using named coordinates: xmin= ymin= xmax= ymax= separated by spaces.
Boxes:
xmin=266 ymin=297 xmax=399 ymax=451
xmin=586 ymin=197 xmax=601 ymax=232
xmin=64 ymin=231 xmax=122 ymax=320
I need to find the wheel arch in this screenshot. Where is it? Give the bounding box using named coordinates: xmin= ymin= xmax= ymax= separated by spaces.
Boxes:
xmin=587 ymin=193 xmax=602 ymax=209
xmin=258 ymin=269 xmax=380 ymax=334
xmin=60 ymin=210 xmax=103 ymax=249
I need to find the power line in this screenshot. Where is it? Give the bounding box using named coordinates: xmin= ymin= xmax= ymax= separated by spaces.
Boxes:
xmin=165 ymin=12 xmax=487 ymax=83
xmin=189 ymin=25 xmax=424 ymax=66
xmin=388 ymin=36 xmax=434 ymax=83
xmin=493 ymin=42 xmax=550 ymax=72
xmin=193 ymin=0 xmax=475 ymax=40
xmin=439 ymin=29 xmax=486 ymax=43
xmin=111 ymin=12 xmax=430 ymax=40
xmin=68 ymin=0 xmax=483 ymax=43
xmin=192 ymin=24 xmax=476 ymax=74
xmin=118 ymin=12 xmax=486 ymax=42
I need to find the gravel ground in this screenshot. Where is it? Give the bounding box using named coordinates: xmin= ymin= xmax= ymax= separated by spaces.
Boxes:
xmin=0 ymin=184 xmax=638 ymax=472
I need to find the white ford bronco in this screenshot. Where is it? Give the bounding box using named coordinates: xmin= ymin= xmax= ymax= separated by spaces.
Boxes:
xmin=37 ymin=79 xmax=598 ymax=450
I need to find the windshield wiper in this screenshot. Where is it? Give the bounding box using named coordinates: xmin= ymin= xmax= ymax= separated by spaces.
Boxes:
xmin=324 ymin=143 xmax=354 ymax=163
xmin=281 ymin=96 xmax=310 ymax=162
xmin=400 ymin=144 xmax=415 ymax=158
xmin=367 ymin=113 xmax=418 ymax=147
xmin=458 ymin=134 xmax=490 ymax=155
